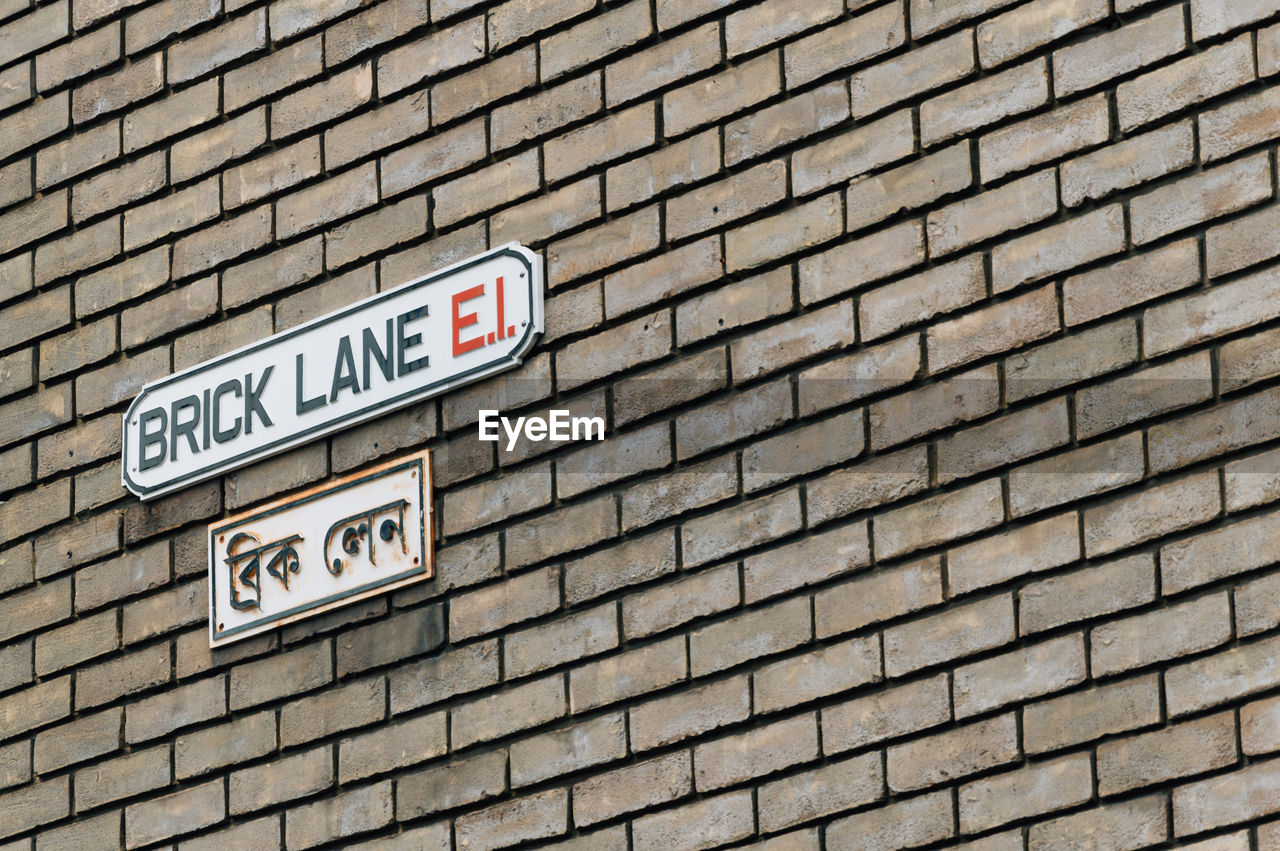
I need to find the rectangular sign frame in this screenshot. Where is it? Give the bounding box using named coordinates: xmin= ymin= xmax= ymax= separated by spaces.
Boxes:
xmin=123 ymin=243 xmax=542 ymax=499
xmin=207 ymin=449 xmax=433 ymax=647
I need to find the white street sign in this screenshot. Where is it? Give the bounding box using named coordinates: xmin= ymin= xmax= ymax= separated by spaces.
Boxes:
xmin=122 ymin=243 xmax=542 ymax=499
xmin=208 ymin=449 xmax=432 ymax=647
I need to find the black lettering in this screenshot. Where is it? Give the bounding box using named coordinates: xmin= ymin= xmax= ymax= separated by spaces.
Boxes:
xmin=362 ymin=318 xmax=394 ymax=390
xmin=212 ymin=379 xmax=243 ymax=443
xmin=296 ymin=355 xmax=326 ymax=415
xmin=138 ymin=407 xmax=167 ymax=471
xmin=202 ymin=388 xmax=211 ymax=450
xmin=330 ymin=335 xmax=361 ymax=402
xmin=170 ymin=395 xmax=200 ymax=462
xmin=397 ymin=305 xmax=430 ymax=376
xmin=244 ymin=366 xmax=274 ymax=434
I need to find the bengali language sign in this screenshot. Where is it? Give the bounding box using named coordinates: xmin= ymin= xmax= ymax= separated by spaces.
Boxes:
xmin=207 ymin=449 xmax=432 ymax=647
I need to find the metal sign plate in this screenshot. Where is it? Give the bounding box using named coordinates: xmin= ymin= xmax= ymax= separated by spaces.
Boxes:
xmin=207 ymin=449 xmax=433 ymax=647
xmin=123 ymin=243 xmax=542 ymax=499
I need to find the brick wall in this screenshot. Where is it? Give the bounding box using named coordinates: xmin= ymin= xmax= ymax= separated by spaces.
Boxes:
xmin=3 ymin=0 xmax=1280 ymax=847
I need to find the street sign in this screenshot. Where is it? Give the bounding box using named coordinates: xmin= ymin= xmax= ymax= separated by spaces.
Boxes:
xmin=122 ymin=243 xmax=543 ymax=499
xmin=208 ymin=449 xmax=432 ymax=647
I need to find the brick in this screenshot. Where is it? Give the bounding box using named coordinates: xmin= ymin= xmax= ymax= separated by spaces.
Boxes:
xmin=792 ymin=109 xmax=913 ymax=196
xmin=632 ymin=790 xmax=753 ymax=850
xmin=1098 ymin=711 xmax=1237 ymax=797
xmin=544 ymin=281 xmax=602 ymax=344
xmin=0 ymin=541 xmax=32 ymax=596
xmin=668 ymin=160 xmax=786 ymax=243
xmin=928 ymin=283 xmax=1058 ymax=372
xmin=759 ymin=753 xmax=882 ymax=834
xmin=622 ymin=563 xmax=737 ymax=640
xmin=605 ymin=129 xmax=719 ymax=213
xmin=0 ymin=777 xmax=69 ymax=842
xmin=0 ymin=62 xmax=27 ymax=114
xmin=873 ymin=364 xmax=998 ymax=449
xmin=179 ymin=815 xmax=282 ymax=851
xmin=977 ymin=0 xmax=1108 ymax=68
xmin=225 ymin=35 xmax=322 ymax=112
xmin=0 ymin=676 xmax=70 ymax=739
xmin=961 ymin=633 xmax=1087 ymax=718
xmin=0 ymin=1 xmax=67 ymax=67
xmin=1225 ymin=445 xmax=1280 ymax=511
xmin=733 ymin=301 xmax=856 ymax=384
xmin=1192 ymin=0 xmax=1280 ymax=39
xmin=1135 ymin=151 xmax=1272 ymax=247
xmin=167 ymin=9 xmax=265 ymax=83
xmin=960 ymin=753 xmax=1092 ymax=834
xmin=280 ymin=677 xmax=384 ymax=748
xmin=569 ymin=635 xmax=686 ymax=712
xmin=557 ymin=308 xmax=668 ymax=390
xmin=630 ymin=675 xmax=749 ymax=752
xmin=859 ymin=254 xmax=983 ymax=341
xmin=434 ymin=148 xmax=541 ymax=228
xmin=326 ymin=0 xmax=427 ymax=63
xmin=800 ymin=225 xmax=923 ymax=310
xmin=784 ymin=2 xmax=904 ymax=88
xmin=0 ymin=574 xmax=70 ymax=643
xmin=175 ymin=710 xmax=276 ymax=779
xmin=488 ymin=0 xmax=592 ymax=48
xmin=124 ymin=79 xmax=219 ymax=156
xmin=682 ymin=484 xmax=801 ymax=566
xmin=72 ymin=53 xmax=164 ymax=124
xmin=571 ymin=752 xmax=691 ymax=826
xmin=506 ymin=496 xmax=616 ymax=569
xmin=0 ymin=192 xmax=68 ymax=263
xmin=665 ymin=51 xmax=780 ymax=138
xmin=824 ymin=674 xmax=949 ymax=755
xmin=122 ymin=479 xmax=221 ymax=545
xmin=284 ymin=781 xmax=393 ymax=849
xmin=0 ymin=159 xmax=30 ymax=210
xmin=740 ymin=517 xmax=867 ymax=602
xmin=676 ymin=269 xmax=784 ymax=348
xmin=876 ymin=477 xmax=1003 ymax=561
xmin=0 ymin=287 xmax=73 ymax=358
xmin=1024 ymin=673 xmax=1161 ymax=753
xmin=229 ymin=639 xmax=331 ymax=710
xmin=278 ymin=162 xmax=376 ymax=239
xmin=75 ymin=745 xmax=170 ymax=811
xmin=921 ymin=58 xmax=1048 ymax=146
xmin=39 ymin=123 xmax=121 ymax=196
xmin=1167 ymin=633 xmax=1280 ymax=717
xmin=540 ymin=0 xmax=650 ymax=80
xmin=452 ymin=675 xmax=564 ymax=748
xmin=1210 ymin=205 xmax=1280 ymax=285
xmin=598 ymin=235 xmax=714 ymax=320
xmin=947 ymin=511 xmax=1078 ymax=595
xmin=605 ymin=20 xmax=718 ymax=108
xmin=221 ymin=138 xmax=321 ymax=210
xmin=1085 ymin=469 xmax=1219 ymax=558
xmin=35 ymin=609 xmax=118 ymax=675
xmin=889 ymin=714 xmax=1018 ymax=792
xmin=270 ymin=0 xmax=363 ymax=40
xmin=172 ymin=204 xmax=273 ymax=279
xmin=492 ymin=71 xmax=601 ymax=152
xmin=221 ymin=239 xmax=320 ymax=310
xmin=1094 ymin=591 xmax=1231 ymax=678
xmin=1055 ymin=5 xmax=1186 ymax=97
xmin=375 ymin=16 xmax=483 ymax=99
xmin=885 ymin=594 xmax=1015 ymax=677
xmin=826 ymin=790 xmax=953 ymax=851
xmin=335 ymin=711 xmax=443 ymax=785
xmin=1243 ymin=695 xmax=1280 ymax=755
xmin=1020 ymin=551 xmax=1154 ymax=634
xmin=489 ymin=179 xmax=599 ymax=247
xmin=753 ymin=636 xmax=880 ymax=713
xmin=126 ymin=780 xmax=224 ymax=848
xmin=726 ymin=194 xmax=843 ymax=275
xmin=1006 ymin=320 xmax=1139 ymax=404
xmin=76 ymin=641 xmax=170 ymax=709
xmin=1192 ymin=79 xmax=1280 ymax=156
xmin=1075 ymin=351 xmax=1213 ymax=440
xmin=454 ymin=789 xmax=568 ymax=850
xmin=1172 ymin=759 xmax=1280 ymax=836
xmin=815 ymin=554 xmax=941 ymax=637
xmin=1030 ymin=796 xmax=1168 ymax=850
xmin=927 ymin=168 xmax=1057 ymax=256
xmin=0 ymin=254 xmax=30 ymax=306
xmin=797 ymin=334 xmax=921 ymax=419
xmin=694 ymin=713 xmax=817 ymax=792
xmin=689 ymin=596 xmax=810 ymax=677
xmin=125 ymin=0 xmax=219 ymax=53
xmin=852 ymin=30 xmax=973 ymax=118
xmin=120 ymin=273 xmax=216 ymax=350
xmin=1118 ymin=35 xmax=1253 ymax=131
xmin=0 ymin=741 xmax=28 ymax=790
xmin=506 ymin=602 xmax=617 ymax=678
xmin=229 ymin=745 xmax=333 ymax=815
xmin=726 ymin=82 xmax=847 ymax=169
xmin=0 ymin=94 xmax=68 ymax=167
xmin=1063 ymin=238 xmax=1199 ymax=326
xmin=75 ymin=245 xmax=169 ymax=319
xmin=508 ymin=712 xmax=625 ymax=788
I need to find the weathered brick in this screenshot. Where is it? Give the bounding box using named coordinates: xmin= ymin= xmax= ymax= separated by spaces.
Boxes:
xmin=75 ymin=745 xmax=170 ymax=811
xmin=928 ymin=283 xmax=1058 ymax=373
xmin=689 ymin=595 xmax=810 ymax=677
xmin=792 ymin=109 xmax=913 ymax=196
xmin=1117 ymin=34 xmax=1253 ymax=131
xmin=1084 ymin=469 xmax=1219 ymax=558
xmin=796 ymin=334 xmax=920 ymax=419
xmin=668 ymin=159 xmax=786 ymax=242
xmin=0 ymin=676 xmax=71 ymax=740
xmin=76 ymin=641 xmax=170 ymax=709
xmin=1024 ymin=672 xmax=1161 ymax=754
xmin=826 ymin=790 xmax=953 ymax=851
xmin=851 ymin=30 xmax=974 ymax=118
xmin=629 ymin=675 xmax=749 ymax=752
xmin=120 ymin=273 xmax=216 ymax=350
xmin=1029 ymin=795 xmax=1168 ymax=850
xmin=35 ymin=118 xmax=118 ymax=190
xmin=72 ymin=53 xmax=164 ymax=125
xmin=454 ymin=789 xmax=568 ymax=850
xmin=452 ymin=675 xmax=564 ymax=748
xmin=695 ymin=713 xmax=818 ymax=792
xmin=173 ymin=205 xmax=273 ymax=278
xmin=35 ymin=608 xmax=118 ymax=675
xmin=605 ymin=129 xmax=720 ymax=213
xmin=179 ymin=815 xmax=282 ymax=851
xmin=889 ymin=714 xmax=1018 ymax=792
xmin=492 ymin=71 xmax=601 ymax=152
xmin=665 ymin=51 xmax=780 ymax=138
xmin=0 ymin=94 xmax=69 ymax=167
xmin=573 ymin=752 xmax=691 ymax=826
xmin=175 ymin=710 xmax=276 ymax=779
xmin=509 ymin=712 xmax=625 ymax=788
xmin=1243 ymin=694 xmax=1280 ymax=755
xmin=859 ymin=254 xmax=982 ymax=341
xmin=726 ymin=195 xmax=843 ymax=274
xmin=632 ymin=790 xmax=753 ymax=850
xmin=229 ymin=745 xmax=333 ymax=815
xmin=1020 ymin=552 xmax=1155 ymax=634
xmin=759 ymin=753 xmax=882 ymax=834
xmin=800 ymin=219 xmax=924 ymax=306
xmin=753 ymin=636 xmax=880 ymax=713
xmin=125 ymin=780 xmax=224 ymax=848
xmin=432 ymin=45 xmax=535 ymax=125
xmin=977 ymin=0 xmax=1108 ymax=68
xmin=1075 ymin=351 xmax=1213 ymax=440
xmin=125 ymin=0 xmax=219 ymax=54
xmin=885 ymin=594 xmax=1014 ymax=677
xmin=870 ymin=363 xmax=998 ymax=448
xmin=279 ymin=677 xmax=385 ymax=748
xmin=1225 ymin=445 xmax=1280 ymax=511
xmin=225 ymin=35 xmax=323 ymax=112
xmin=539 ymin=0 xmax=649 ymax=81
xmin=229 ymin=639 xmax=332 ymax=710
xmin=681 ymin=486 xmax=800 ymax=567
xmin=277 ymin=162 xmax=376 ymax=238
xmin=122 ymin=479 xmax=221 ymax=545
xmin=921 ymin=58 xmax=1047 ymax=146
xmin=947 ymin=510 xmax=1078 ymax=595
xmin=1167 ymin=632 xmax=1280 ymax=717
xmin=1133 ymin=151 xmax=1271 ymax=246
xmin=505 ymin=495 xmax=617 ymax=568
xmin=336 ymin=711 xmax=446 ymax=784
xmin=875 ymin=477 xmax=1003 ymax=561
xmin=622 ymin=563 xmax=736 ymax=640
xmin=284 ymin=781 xmax=393 ymax=849
xmin=784 ymin=2 xmax=904 ymax=88
xmin=0 ymin=1 xmax=68 ymax=68
xmin=1063 ymin=238 xmax=1199 ymax=326
xmin=959 ymin=633 xmax=1087 ymax=719
xmin=1006 ymin=320 xmax=1139 ymax=405
xmin=1172 ymin=759 xmax=1280 ymax=836
xmin=1062 ymin=120 xmax=1195 ymax=208
xmin=726 ymin=82 xmax=847 ymax=169
xmin=1094 ymin=592 xmax=1231 ymax=677
xmin=167 ymin=9 xmax=265 ymax=83
xmin=732 ymin=301 xmax=855 ymax=384
xmin=815 ymin=554 xmax=941 ymax=637
xmin=1191 ymin=0 xmax=1280 ymax=40
xmin=960 ymin=753 xmax=1092 ymax=834
xmin=569 ymin=635 xmax=686 ymax=712
xmin=927 ymin=168 xmax=1057 ymax=256
xmin=1098 ymin=711 xmax=1237 ymax=797
xmin=270 ymin=0 xmax=363 ymax=41
xmin=0 ymin=776 xmax=69 ymax=842
xmin=1055 ymin=5 xmax=1186 ymax=97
